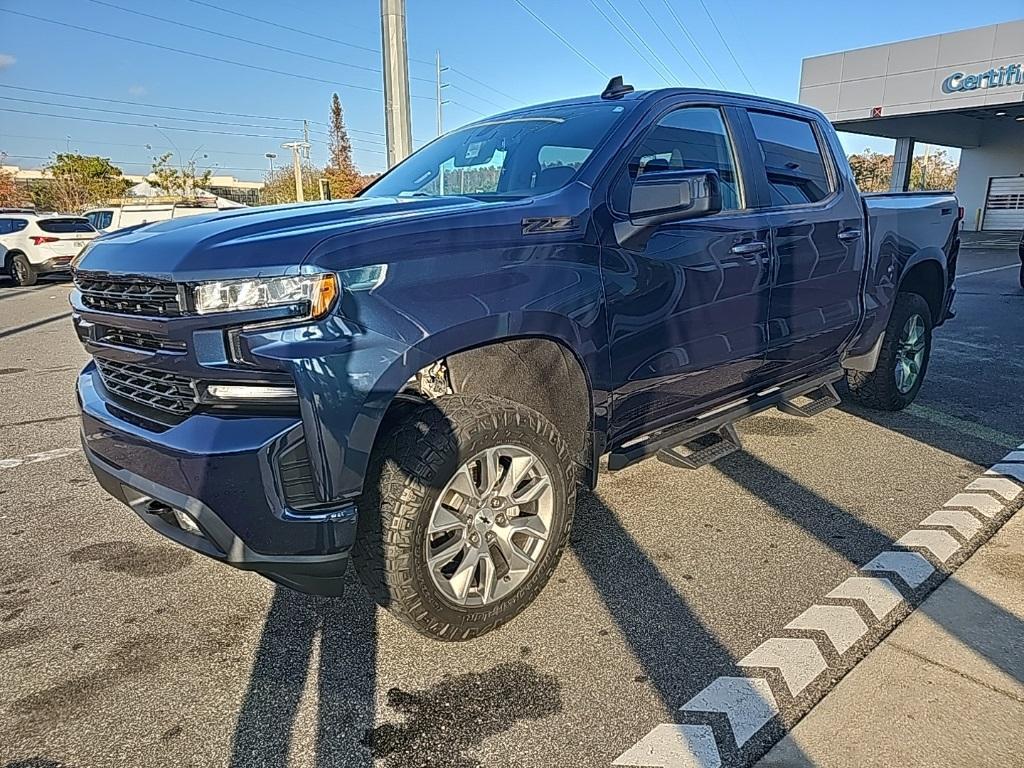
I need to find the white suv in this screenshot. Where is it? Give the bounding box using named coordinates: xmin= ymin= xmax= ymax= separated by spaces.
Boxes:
xmin=0 ymin=212 xmax=99 ymax=286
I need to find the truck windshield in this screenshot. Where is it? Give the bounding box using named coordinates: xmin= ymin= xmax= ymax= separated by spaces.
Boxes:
xmin=363 ymin=103 xmax=629 ymax=200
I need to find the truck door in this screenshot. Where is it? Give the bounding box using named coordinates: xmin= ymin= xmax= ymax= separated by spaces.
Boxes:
xmin=602 ymin=104 xmax=773 ymax=442
xmin=744 ymin=110 xmax=866 ymax=376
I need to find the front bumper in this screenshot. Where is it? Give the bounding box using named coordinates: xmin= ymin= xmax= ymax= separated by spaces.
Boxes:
xmin=78 ymin=365 xmax=356 ymax=595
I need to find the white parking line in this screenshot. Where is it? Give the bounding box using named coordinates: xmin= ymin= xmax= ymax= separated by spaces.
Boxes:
xmin=0 ymin=446 xmax=81 ymax=470
xmin=957 ymin=263 xmax=1018 ymax=278
xmin=613 ymin=443 xmax=1024 ymax=767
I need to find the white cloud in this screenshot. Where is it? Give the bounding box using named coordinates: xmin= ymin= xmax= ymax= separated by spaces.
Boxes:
xmin=0 ymin=54 xmax=16 ymax=70
xmin=128 ymin=84 xmax=147 ymax=97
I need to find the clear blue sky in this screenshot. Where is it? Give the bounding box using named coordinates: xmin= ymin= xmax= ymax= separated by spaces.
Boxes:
xmin=1 ymin=1 xmax=1020 ymax=181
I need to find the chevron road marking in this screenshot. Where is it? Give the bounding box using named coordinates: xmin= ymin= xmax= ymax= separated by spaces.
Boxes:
xmin=825 ymin=576 xmax=903 ymax=619
xmin=680 ymin=677 xmax=779 ymax=748
xmin=737 ymin=638 xmax=827 ymax=697
xmin=944 ymin=492 xmax=1008 ymax=518
xmin=919 ymin=509 xmax=984 ymax=539
xmin=612 ymin=442 xmax=1024 ymax=767
xmin=861 ymin=551 xmax=935 ymax=588
xmin=784 ymin=605 xmax=868 ymax=655
xmin=896 ymin=529 xmax=961 ymax=562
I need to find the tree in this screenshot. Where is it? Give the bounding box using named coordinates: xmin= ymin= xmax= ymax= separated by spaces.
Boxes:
xmin=261 ymin=161 xmax=326 ymax=204
xmin=324 ymin=92 xmax=362 ymax=198
xmin=150 ymin=152 xmax=213 ymax=199
xmin=848 ymin=148 xmax=958 ymax=193
xmin=0 ymin=168 xmax=23 ymax=207
xmin=32 ymin=153 xmax=130 ymax=212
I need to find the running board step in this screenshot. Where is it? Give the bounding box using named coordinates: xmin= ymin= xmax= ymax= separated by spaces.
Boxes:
xmin=777 ymin=382 xmax=840 ymax=418
xmin=607 ymin=368 xmax=844 ymax=472
xmin=657 ymin=424 xmax=742 ymax=470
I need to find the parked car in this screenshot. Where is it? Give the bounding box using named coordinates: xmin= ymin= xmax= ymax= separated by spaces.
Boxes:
xmin=1019 ymin=230 xmax=1023 ymax=288
xmin=1 ymin=213 xmax=98 ymax=286
xmin=82 ymin=203 xmax=225 ymax=234
xmin=72 ymin=79 xmax=959 ymax=640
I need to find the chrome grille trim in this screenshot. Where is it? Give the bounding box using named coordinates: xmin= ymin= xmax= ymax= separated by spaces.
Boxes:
xmin=76 ymin=276 xmax=182 ymax=316
xmin=96 ymin=359 xmax=197 ymax=415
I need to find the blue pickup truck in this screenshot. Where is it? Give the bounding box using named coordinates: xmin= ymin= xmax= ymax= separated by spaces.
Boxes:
xmin=73 ymin=79 xmax=959 ymax=640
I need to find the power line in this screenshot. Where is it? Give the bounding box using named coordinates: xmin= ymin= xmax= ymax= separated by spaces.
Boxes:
xmin=1 ymin=133 xmax=281 ymax=159
xmin=0 ymin=106 xmax=306 ymax=141
xmin=0 ymin=84 xmax=306 ymax=124
xmin=584 ymin=0 xmax=673 ymax=84
xmin=658 ymin=0 xmax=726 ymax=88
xmin=446 ymin=84 xmax=508 ymax=112
xmin=0 ymin=9 xmax=436 ymax=101
xmin=636 ymin=0 xmax=715 ymax=86
xmin=446 ymin=67 xmax=527 ymax=106
xmin=511 ymin=0 xmax=607 ymax=78
xmin=0 ymin=84 xmax=388 ymax=142
xmin=0 ymin=95 xmax=313 ymax=135
xmin=693 ymin=0 xmax=757 ymax=93
xmin=3 ymin=153 xmax=270 ymax=174
xmin=598 ymin=0 xmax=684 ymax=85
xmin=83 ymin=0 xmax=437 ymax=86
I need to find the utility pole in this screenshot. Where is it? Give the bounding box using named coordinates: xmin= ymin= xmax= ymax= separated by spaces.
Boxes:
xmin=380 ymin=0 xmax=413 ymax=166
xmin=435 ymin=50 xmax=449 ymax=137
xmin=281 ymin=141 xmax=310 ymax=202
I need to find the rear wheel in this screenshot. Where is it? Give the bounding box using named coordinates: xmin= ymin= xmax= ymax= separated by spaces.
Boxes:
xmin=847 ymin=291 xmax=932 ymax=411
xmin=10 ymin=254 xmax=37 ymax=287
xmin=353 ymin=394 xmax=575 ymax=641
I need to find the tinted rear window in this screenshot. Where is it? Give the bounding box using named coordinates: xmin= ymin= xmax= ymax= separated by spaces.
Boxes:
xmin=748 ymin=111 xmax=833 ymax=206
xmin=37 ymin=218 xmax=96 ymax=234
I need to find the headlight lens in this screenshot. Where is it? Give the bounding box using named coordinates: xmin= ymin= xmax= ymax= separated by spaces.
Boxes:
xmin=194 ymin=273 xmax=338 ymax=318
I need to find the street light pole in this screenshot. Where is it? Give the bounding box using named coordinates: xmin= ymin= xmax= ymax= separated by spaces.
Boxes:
xmin=380 ymin=0 xmax=413 ymax=167
xmin=265 ymin=152 xmax=277 ymax=174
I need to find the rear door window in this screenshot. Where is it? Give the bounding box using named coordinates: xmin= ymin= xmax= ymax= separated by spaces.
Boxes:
xmin=0 ymin=220 xmax=11 ymax=235
xmin=748 ymin=111 xmax=833 ymax=206
xmin=11 ymin=219 xmax=28 ymax=232
xmin=37 ymin=218 xmax=96 ymax=234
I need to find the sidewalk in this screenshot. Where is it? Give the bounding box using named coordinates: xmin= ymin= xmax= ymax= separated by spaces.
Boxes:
xmin=758 ymin=510 xmax=1024 ymax=768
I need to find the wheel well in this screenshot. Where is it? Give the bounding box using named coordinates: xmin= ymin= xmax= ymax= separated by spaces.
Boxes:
xmin=444 ymin=337 xmax=592 ymax=464
xmin=4 ymin=250 xmax=23 ymax=272
xmin=899 ymin=260 xmax=944 ymax=324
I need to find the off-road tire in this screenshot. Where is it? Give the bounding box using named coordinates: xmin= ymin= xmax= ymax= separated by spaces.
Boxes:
xmin=353 ymin=394 xmax=575 ymax=641
xmin=847 ymin=291 xmax=932 ymax=411
xmin=11 ymin=254 xmax=37 ymax=287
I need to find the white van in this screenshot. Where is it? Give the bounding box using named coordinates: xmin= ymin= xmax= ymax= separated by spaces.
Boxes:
xmin=82 ymin=203 xmax=225 ymax=233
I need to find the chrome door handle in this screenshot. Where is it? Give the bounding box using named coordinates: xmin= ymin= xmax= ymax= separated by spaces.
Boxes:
xmin=838 ymin=229 xmax=862 ymax=242
xmin=730 ymin=241 xmax=768 ymax=255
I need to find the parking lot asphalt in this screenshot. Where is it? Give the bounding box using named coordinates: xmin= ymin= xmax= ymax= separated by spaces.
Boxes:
xmin=1 ymin=248 xmax=1022 ymax=768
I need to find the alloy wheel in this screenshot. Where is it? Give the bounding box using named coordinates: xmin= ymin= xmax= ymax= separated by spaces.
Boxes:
xmin=425 ymin=445 xmax=554 ymax=607
xmin=894 ymin=313 xmax=926 ymax=393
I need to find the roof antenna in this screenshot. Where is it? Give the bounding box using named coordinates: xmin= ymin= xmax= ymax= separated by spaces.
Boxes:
xmin=601 ymin=75 xmax=634 ymax=100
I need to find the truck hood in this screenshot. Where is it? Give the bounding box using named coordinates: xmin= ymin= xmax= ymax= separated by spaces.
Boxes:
xmin=75 ymin=195 xmax=505 ymax=281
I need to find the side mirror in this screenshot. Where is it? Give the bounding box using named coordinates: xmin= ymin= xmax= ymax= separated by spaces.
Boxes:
xmin=629 ymin=168 xmax=723 ymax=226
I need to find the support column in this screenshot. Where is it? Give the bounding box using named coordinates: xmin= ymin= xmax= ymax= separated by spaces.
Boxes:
xmin=890 ymin=136 xmax=915 ymax=192
xmin=381 ymin=0 xmax=413 ymax=167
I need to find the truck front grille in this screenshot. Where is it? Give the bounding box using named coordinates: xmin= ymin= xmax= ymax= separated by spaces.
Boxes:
xmin=76 ymin=276 xmax=182 ymax=316
xmin=96 ymin=359 xmax=197 ymax=415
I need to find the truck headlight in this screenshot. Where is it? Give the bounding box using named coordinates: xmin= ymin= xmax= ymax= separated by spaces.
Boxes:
xmin=193 ymin=273 xmax=338 ymax=318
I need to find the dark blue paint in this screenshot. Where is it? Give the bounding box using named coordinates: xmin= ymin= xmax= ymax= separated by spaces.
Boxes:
xmin=72 ymin=87 xmax=959 ymax=591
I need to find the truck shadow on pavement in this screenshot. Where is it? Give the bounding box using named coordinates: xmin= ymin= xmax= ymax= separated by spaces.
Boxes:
xmin=226 ymin=395 xmax=1021 ymax=768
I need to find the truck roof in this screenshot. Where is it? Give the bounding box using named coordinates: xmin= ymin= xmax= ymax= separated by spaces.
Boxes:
xmin=478 ymin=84 xmax=828 ymax=124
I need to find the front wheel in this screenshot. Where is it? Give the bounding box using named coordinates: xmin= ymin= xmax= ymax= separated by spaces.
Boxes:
xmin=847 ymin=291 xmax=933 ymax=411
xmin=353 ymin=394 xmax=576 ymax=641
xmin=11 ymin=254 xmax=37 ymax=287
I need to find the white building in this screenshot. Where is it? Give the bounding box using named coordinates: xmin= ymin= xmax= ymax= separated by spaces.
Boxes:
xmin=799 ymin=19 xmax=1024 ymax=231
